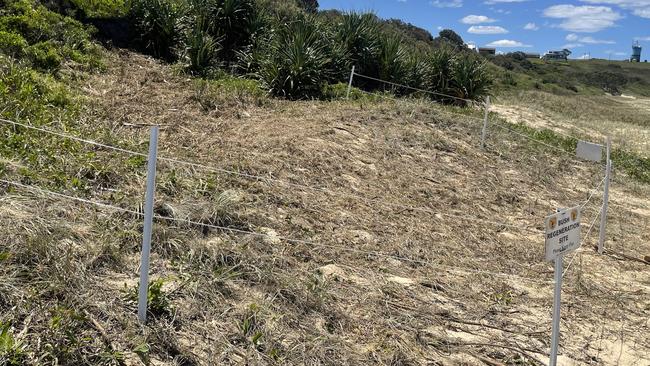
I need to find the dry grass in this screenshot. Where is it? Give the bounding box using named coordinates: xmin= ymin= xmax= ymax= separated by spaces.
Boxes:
xmin=1 ymin=51 xmax=649 ymax=365
xmin=494 ymin=90 xmax=650 ymax=158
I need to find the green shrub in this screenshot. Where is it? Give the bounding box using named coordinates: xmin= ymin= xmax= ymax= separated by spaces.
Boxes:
xmin=335 ymin=12 xmax=380 ymax=80
xmin=129 ymin=0 xmax=182 ymax=59
xmin=449 ymin=55 xmax=492 ymax=104
xmin=377 ymin=34 xmax=407 ymax=87
xmin=424 ymin=46 xmax=454 ymax=100
xmin=70 ymin=0 xmax=129 ymax=18
xmin=404 ymin=55 xmax=427 ymax=92
xmin=26 ymin=41 xmax=63 ymax=71
xmin=0 ymin=0 xmax=100 ymax=72
xmin=0 ymin=30 xmax=26 ymax=56
xmin=183 ymin=18 xmax=220 ymax=73
xmin=258 ymin=16 xmax=330 ymax=99
xmin=208 ymin=0 xmax=256 ymax=62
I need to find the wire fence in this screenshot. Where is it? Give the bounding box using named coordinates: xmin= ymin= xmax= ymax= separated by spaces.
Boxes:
xmin=346 ymin=82 xmax=604 ymax=167
xmin=2 ymin=70 xmax=644 ymax=362
xmin=0 ymin=117 xmax=543 ymax=233
xmin=0 ymin=178 xmax=554 ymax=285
xmin=352 ymin=71 xmax=478 ymax=105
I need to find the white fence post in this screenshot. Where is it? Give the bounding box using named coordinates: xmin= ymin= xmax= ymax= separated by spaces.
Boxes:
xmin=549 ymin=253 xmax=563 ymax=366
xmin=481 ymin=96 xmax=490 ymax=149
xmin=346 ymin=66 xmax=355 ymax=100
xmin=138 ymin=126 xmax=159 ymax=323
xmin=598 ymin=136 xmax=611 ymax=254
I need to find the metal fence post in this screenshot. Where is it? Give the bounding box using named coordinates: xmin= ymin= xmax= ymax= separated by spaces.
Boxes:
xmin=598 ymin=136 xmax=611 ymax=254
xmin=346 ymin=66 xmax=355 ymax=100
xmin=138 ymin=126 xmax=159 ymax=323
xmin=481 ymin=96 xmax=490 ymax=149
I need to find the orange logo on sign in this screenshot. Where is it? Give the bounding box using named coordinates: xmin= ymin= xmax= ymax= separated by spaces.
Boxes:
xmin=549 ymin=217 xmax=557 ymax=230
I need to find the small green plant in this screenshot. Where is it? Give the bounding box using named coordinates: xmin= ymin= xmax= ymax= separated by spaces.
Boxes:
xmin=239 ymin=303 xmax=265 ymax=349
xmin=239 ymin=303 xmax=260 ymax=336
xmin=491 ymin=290 xmax=514 ymax=306
xmin=0 ymin=322 xmax=27 ymax=365
xmin=133 ymin=342 xmax=151 ymax=365
xmin=126 ymin=279 xmax=173 ymax=318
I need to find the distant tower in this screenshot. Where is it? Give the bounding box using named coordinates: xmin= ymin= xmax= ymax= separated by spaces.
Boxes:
xmin=631 ymin=41 xmax=642 ymax=62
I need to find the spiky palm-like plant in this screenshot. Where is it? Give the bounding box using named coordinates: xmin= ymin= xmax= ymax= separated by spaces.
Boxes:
xmin=211 ymin=0 xmax=256 ymax=62
xmin=185 ymin=18 xmax=221 ymax=73
xmin=258 ymin=17 xmax=330 ymax=99
xmin=129 ymin=0 xmax=182 ymax=59
xmin=450 ymin=55 xmax=493 ymax=104
xmin=424 ymin=46 xmax=455 ymax=102
xmin=336 ymin=12 xmax=381 ymax=77
xmin=377 ymin=34 xmax=407 ymax=88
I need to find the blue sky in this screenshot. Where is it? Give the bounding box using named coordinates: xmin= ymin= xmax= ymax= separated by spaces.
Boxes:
xmin=319 ymin=0 xmax=650 ymax=60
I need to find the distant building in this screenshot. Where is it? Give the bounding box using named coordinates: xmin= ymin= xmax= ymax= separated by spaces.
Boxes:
xmin=524 ymin=52 xmax=541 ymax=59
xmin=631 ymin=41 xmax=642 ymax=62
xmin=542 ymin=49 xmax=571 ymax=61
xmin=478 ymin=47 xmax=496 ymax=56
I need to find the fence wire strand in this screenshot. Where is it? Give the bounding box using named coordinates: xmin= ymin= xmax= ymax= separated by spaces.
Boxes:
xmin=562 ymin=205 xmax=603 ymax=278
xmin=352 ymin=72 xmax=478 ymax=104
xmin=581 ymin=177 xmax=606 ymax=209
xmin=0 ymin=178 xmax=553 ymax=285
xmin=0 ymin=117 xmax=541 ymax=233
xmin=0 ymin=118 xmax=149 ymax=158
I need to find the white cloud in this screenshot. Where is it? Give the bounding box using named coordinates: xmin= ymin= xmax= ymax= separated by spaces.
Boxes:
xmin=543 ymin=5 xmax=622 ymax=32
xmin=635 ymin=36 xmax=650 ymax=40
xmin=581 ymin=0 xmax=650 ymax=19
xmin=524 ymin=22 xmax=539 ymax=30
xmin=566 ymin=33 xmax=616 ymax=43
xmin=566 ymin=34 xmax=579 ymax=41
xmin=484 ymin=0 xmax=527 ymax=3
xmin=563 ymin=43 xmax=585 ymax=48
xmin=431 ymin=0 xmax=463 ymax=8
xmin=468 ymin=25 xmax=509 ymax=34
xmin=486 ymin=39 xmax=532 ymax=47
xmin=461 ymin=15 xmax=496 ymax=24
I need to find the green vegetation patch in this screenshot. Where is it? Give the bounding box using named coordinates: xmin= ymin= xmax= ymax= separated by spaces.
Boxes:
xmin=0 ymin=0 xmax=103 ymax=72
xmin=124 ymin=0 xmax=493 ymax=102
xmin=499 ymin=117 xmax=650 ymax=184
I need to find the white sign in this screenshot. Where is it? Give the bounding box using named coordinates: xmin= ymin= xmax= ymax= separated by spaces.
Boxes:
xmin=576 ymin=141 xmax=603 ymax=162
xmin=545 ymin=207 xmax=581 ymax=261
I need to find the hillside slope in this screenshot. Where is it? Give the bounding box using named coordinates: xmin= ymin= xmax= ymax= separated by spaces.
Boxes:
xmin=1 ymin=50 xmax=649 ymax=365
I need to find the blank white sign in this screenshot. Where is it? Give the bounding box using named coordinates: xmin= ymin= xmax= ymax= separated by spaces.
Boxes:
xmin=576 ymin=141 xmax=603 ymax=162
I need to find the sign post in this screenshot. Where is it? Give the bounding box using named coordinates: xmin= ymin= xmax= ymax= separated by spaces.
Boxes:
xmin=545 ymin=206 xmax=581 ymax=366
xmin=550 ymin=254 xmax=563 ymax=365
